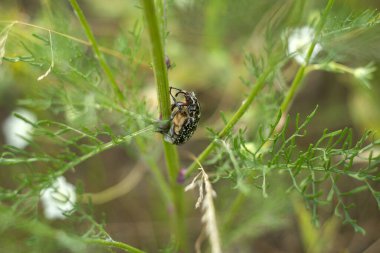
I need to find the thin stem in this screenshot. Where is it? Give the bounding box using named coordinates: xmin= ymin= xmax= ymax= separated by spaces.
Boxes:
xmin=308 ymin=62 xmax=355 ymax=75
xmin=0 ymin=20 xmax=129 ymax=61
xmin=81 ymin=162 xmax=146 ymax=205
xmin=280 ymin=65 xmax=306 ymax=113
xmin=280 ymin=0 xmax=335 ymax=114
xmin=67 ymin=0 xmax=124 ymax=102
xmin=85 ymin=238 xmax=146 ymax=253
xmin=185 ymin=66 xmax=274 ymax=177
xmin=140 ymin=0 xmax=187 ymax=250
xmin=60 ymin=125 xmax=154 ymax=175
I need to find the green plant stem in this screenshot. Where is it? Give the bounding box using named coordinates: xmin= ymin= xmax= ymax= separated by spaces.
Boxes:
xmin=281 ymin=0 xmax=335 ymax=113
xmin=0 ymin=20 xmax=129 ymax=61
xmin=140 ymin=1 xmax=171 ymax=119
xmin=67 ymin=0 xmax=124 ymax=102
xmin=280 ymin=65 xmax=306 ymax=113
xmin=60 ymin=126 xmax=155 ymax=175
xmin=85 ymin=238 xmax=146 ymax=253
xmin=185 ymin=66 xmax=274 ymax=177
xmin=81 ymin=163 xmax=146 ymax=205
xmin=308 ymin=62 xmax=355 ymax=75
xmin=0 ymin=126 xmax=155 ymax=167
xmin=140 ymin=0 xmax=187 ymax=250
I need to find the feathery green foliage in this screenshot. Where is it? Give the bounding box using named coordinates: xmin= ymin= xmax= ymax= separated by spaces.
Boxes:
xmin=0 ymin=0 xmax=379 ymax=252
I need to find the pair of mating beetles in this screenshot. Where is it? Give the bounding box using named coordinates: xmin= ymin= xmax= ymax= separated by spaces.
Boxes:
xmin=157 ymin=87 xmax=201 ymax=145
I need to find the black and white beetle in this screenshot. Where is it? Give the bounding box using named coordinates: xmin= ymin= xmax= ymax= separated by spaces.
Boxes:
xmin=158 ymin=87 xmax=201 ymax=145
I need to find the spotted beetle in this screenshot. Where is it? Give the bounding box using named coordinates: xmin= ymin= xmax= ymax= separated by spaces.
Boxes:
xmin=158 ymin=87 xmax=201 ymax=145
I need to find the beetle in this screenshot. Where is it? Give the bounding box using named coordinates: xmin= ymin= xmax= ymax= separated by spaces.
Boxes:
xmin=158 ymin=87 xmax=201 ymax=145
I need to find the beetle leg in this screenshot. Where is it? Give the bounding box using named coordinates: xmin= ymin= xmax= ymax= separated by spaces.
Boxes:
xmin=174 ymin=101 xmax=187 ymax=108
xmin=169 ymin=87 xmax=178 ymax=103
xmin=174 ymin=90 xmax=188 ymax=99
xmin=170 ymin=87 xmax=188 ymax=100
xmin=170 ymin=87 xmax=184 ymax=93
xmin=170 ymin=106 xmax=182 ymax=121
